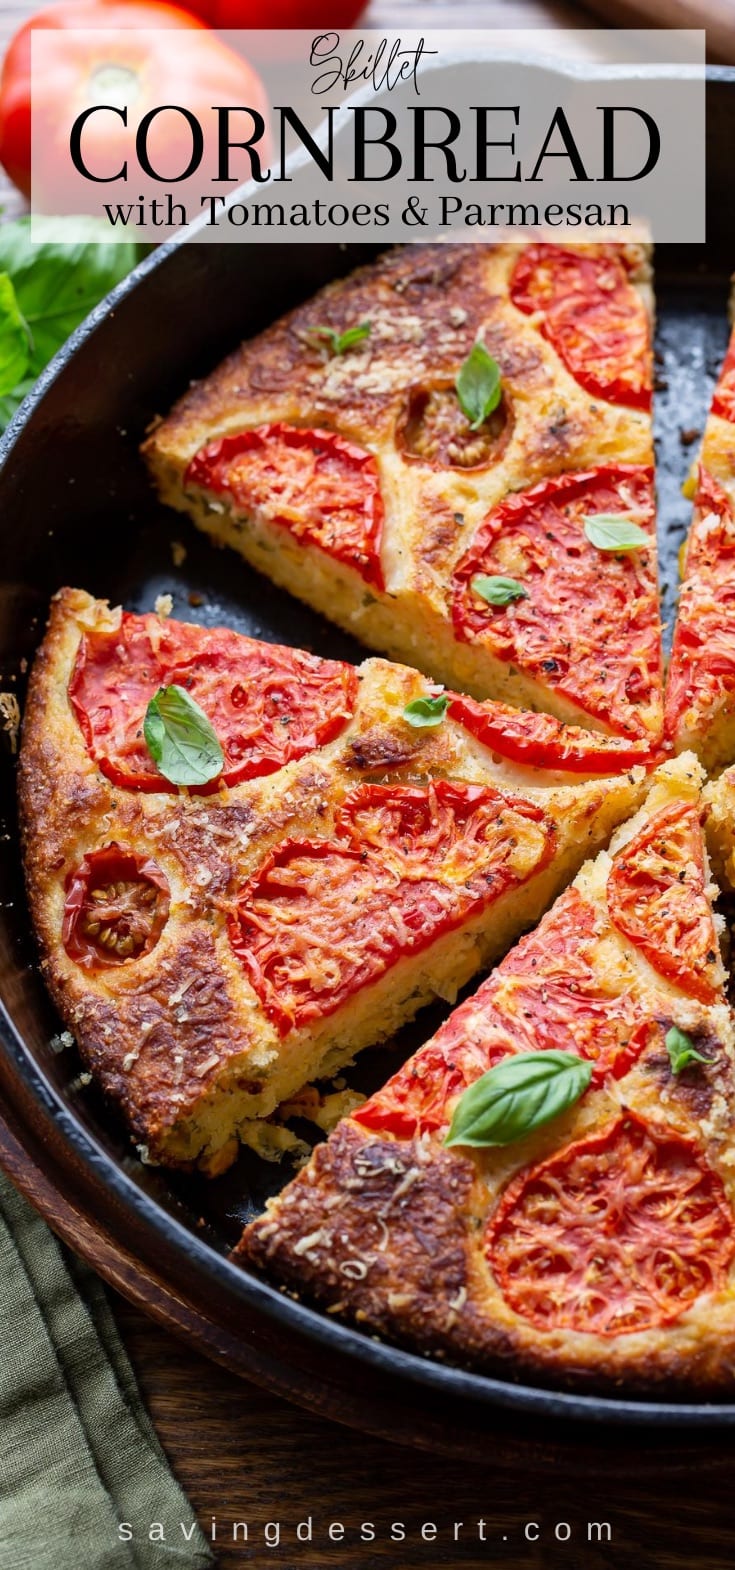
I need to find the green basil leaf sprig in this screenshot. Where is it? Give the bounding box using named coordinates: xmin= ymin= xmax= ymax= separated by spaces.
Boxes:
xmin=665 ymin=1025 xmax=713 ymax=1075
xmin=471 ymin=574 xmax=529 ymax=607
xmin=0 ymin=216 xmax=141 ymax=432
xmin=0 ymin=274 xmax=31 ymax=396
xmin=583 ymin=514 xmax=649 ymax=553
xmin=403 ymin=694 xmax=450 ymax=729
xmin=143 ymin=685 xmax=224 ymax=787
xmin=310 ymin=321 xmax=371 ymax=356
xmin=456 ymin=341 xmax=502 ymax=430
xmin=445 ymin=1050 xmax=592 ymax=1149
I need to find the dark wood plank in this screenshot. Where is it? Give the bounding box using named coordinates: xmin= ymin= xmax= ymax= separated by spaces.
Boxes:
xmin=116 ymin=1294 xmax=735 ymax=1570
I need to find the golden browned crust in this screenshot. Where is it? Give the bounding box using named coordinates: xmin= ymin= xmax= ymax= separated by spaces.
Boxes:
xmin=239 ymin=1108 xmax=735 ymax=1395
xmin=143 ymin=241 xmax=658 ymax=736
xmin=238 ymin=762 xmax=735 ymax=1393
xmin=239 ymin=1122 xmax=489 ymax=1361
xmin=19 ymin=592 xmax=265 ymax=1162
xmin=145 ymin=243 xmax=651 ymax=482
xmin=19 ymin=588 xmax=649 ymax=1175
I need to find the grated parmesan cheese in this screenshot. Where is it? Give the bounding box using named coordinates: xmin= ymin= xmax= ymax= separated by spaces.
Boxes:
xmin=0 ymin=693 xmax=20 ymax=754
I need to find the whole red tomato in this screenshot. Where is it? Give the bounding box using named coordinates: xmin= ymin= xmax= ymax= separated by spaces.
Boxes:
xmin=175 ymin=0 xmax=365 ymax=23
xmin=0 ymin=0 xmax=269 ymax=202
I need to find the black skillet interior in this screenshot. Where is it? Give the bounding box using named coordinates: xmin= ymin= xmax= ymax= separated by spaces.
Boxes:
xmin=1 ymin=68 xmax=735 ymax=1423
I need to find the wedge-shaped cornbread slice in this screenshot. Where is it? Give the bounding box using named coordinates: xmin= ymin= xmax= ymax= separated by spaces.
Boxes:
xmin=239 ymin=756 xmax=735 ymax=1394
xmin=19 ymin=589 xmax=654 ymax=1176
xmin=666 ymin=319 xmax=735 ymax=770
xmin=143 ymin=242 xmax=663 ymax=743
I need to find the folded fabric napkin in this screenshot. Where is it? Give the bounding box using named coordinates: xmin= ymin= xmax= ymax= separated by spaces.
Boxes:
xmin=0 ymin=1171 xmax=214 ymax=1570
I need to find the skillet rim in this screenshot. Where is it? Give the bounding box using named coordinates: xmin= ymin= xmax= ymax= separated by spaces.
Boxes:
xmin=3 ymin=65 xmax=735 ymax=1433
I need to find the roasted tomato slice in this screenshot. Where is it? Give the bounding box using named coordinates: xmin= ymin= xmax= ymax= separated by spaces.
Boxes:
xmin=69 ymin=610 xmax=357 ymax=792
xmin=356 ymin=1035 xmax=513 ymax=1140
xmin=509 ymin=243 xmax=652 ymax=410
xmin=356 ymin=886 xmax=653 ymax=1139
xmin=452 ymin=465 xmax=661 ymax=740
xmin=63 ymin=844 xmax=170 ymax=968
xmin=665 ymin=468 xmax=735 ymax=743
xmin=487 ymin=1112 xmax=735 ymax=1336
xmin=185 ymin=423 xmax=385 ymax=589
xmin=487 ymin=886 xmax=656 ymax=1082
xmin=229 ymin=780 xmax=554 ymax=1035
xmin=607 ymin=801 xmax=721 ymax=1003
xmin=447 ymin=692 xmax=657 ymax=774
xmin=711 ymin=331 xmax=735 ymax=423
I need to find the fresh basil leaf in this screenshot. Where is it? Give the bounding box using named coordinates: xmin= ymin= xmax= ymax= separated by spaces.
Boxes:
xmin=456 ymin=341 xmax=502 ymax=430
xmin=310 ymin=321 xmax=371 ymax=355
xmin=0 ymin=217 xmax=141 ymax=431
xmin=403 ymin=694 xmax=449 ymax=729
xmin=583 ymin=514 xmax=649 ymax=552
xmin=143 ymin=684 xmax=224 ymax=787
xmin=445 ymin=1050 xmax=592 ymax=1149
xmin=665 ymin=1025 xmax=713 ymax=1075
xmin=471 ymin=574 xmax=529 ymax=607
xmin=0 ymin=217 xmax=140 ymax=364
xmin=0 ymin=274 xmax=30 ymax=396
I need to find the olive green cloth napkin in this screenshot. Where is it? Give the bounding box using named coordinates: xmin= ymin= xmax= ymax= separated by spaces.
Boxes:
xmin=0 ymin=1171 xmax=214 ymax=1570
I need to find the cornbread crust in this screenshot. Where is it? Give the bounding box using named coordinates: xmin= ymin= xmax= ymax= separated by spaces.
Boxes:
xmin=142 ymin=242 xmax=661 ymax=739
xmin=704 ymin=764 xmax=735 ymax=891
xmin=239 ymin=758 xmax=735 ymax=1393
xmin=19 ymin=589 xmax=651 ymax=1175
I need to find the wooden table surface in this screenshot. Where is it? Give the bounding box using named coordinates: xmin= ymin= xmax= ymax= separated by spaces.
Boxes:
xmin=2 ymin=1 xmax=735 ymax=1566
xmin=113 ymin=1289 xmax=735 ymax=1570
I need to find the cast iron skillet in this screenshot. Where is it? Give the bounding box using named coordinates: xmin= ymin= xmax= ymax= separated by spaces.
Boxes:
xmin=1 ymin=67 xmax=735 ymax=1450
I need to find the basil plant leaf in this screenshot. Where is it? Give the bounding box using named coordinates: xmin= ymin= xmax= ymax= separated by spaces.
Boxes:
xmin=665 ymin=1025 xmax=713 ymax=1075
xmin=471 ymin=574 xmax=529 ymax=607
xmin=143 ymin=684 xmax=224 ymax=787
xmin=0 ymin=273 xmax=30 ymax=397
xmin=456 ymin=341 xmax=502 ymax=430
xmin=583 ymin=514 xmax=649 ymax=552
xmin=445 ymin=1050 xmax=592 ymax=1149
xmin=403 ymin=694 xmax=450 ymax=729
xmin=0 ymin=216 xmax=140 ymax=371
xmin=0 ymin=216 xmax=142 ymax=433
